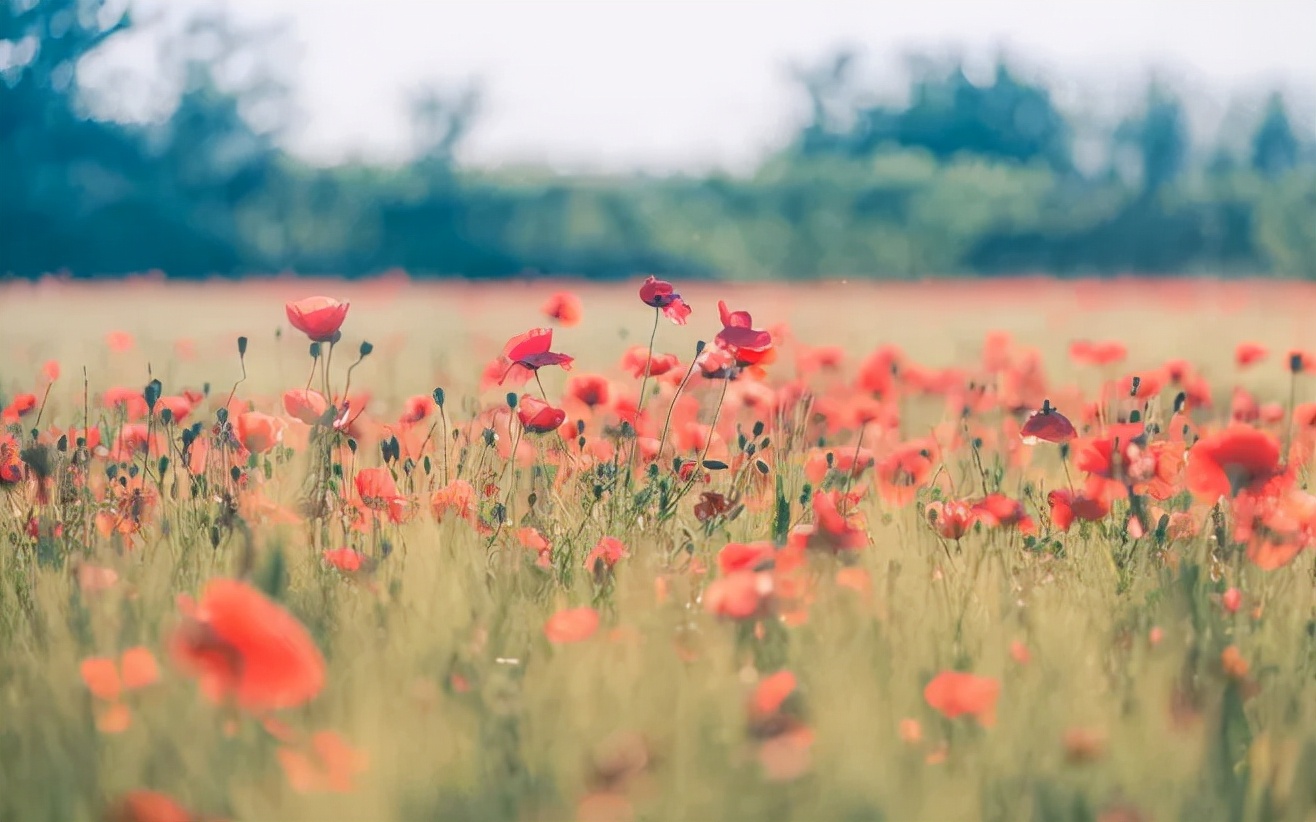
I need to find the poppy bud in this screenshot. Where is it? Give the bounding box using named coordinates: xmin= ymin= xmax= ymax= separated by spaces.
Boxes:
xmin=506 ymin=393 xmax=518 ymax=408
xmin=359 ymin=341 xmax=373 ymax=358
xmin=159 ymin=456 xmax=169 ymax=475
xmin=347 ymin=438 xmax=358 ymax=453
xmin=237 ymin=336 xmax=248 ymax=357
xmin=309 ymin=343 xmax=321 ymax=360
xmin=423 ymin=456 xmax=432 ymax=474
xmin=755 ymin=459 xmax=770 ymax=474
xmin=577 ymin=419 xmax=586 ymax=436
xmin=1129 ymin=410 xmax=1141 ymax=423
xmin=432 ymin=387 xmax=445 ymax=408
xmin=760 ymin=437 xmax=771 ymax=450
xmin=57 ymin=435 xmax=67 ymax=453
xmin=1174 ymin=392 xmax=1186 ymax=413
xmin=202 ymin=382 xmax=211 ymax=396
xmin=1292 ymin=353 xmax=1304 ymax=373
xmin=482 ymin=428 xmax=497 ymax=446
xmin=161 ymin=408 xmax=173 ymax=425
xmin=144 ymin=380 xmax=162 ymax=412
xmin=1129 ymin=376 xmax=1141 ymax=397
xmin=230 ymin=466 xmax=242 ymax=483
xmin=216 ymin=408 xmax=228 ymax=425
xmin=695 ymin=340 xmax=706 ymax=355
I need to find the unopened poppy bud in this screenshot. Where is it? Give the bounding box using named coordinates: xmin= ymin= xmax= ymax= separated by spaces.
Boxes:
xmin=57 ymin=435 xmax=67 ymax=452
xmin=1129 ymin=410 xmax=1141 ymax=423
xmin=1174 ymin=392 xmax=1186 ymax=413
xmin=482 ymin=428 xmax=497 ymax=447
xmin=753 ymin=420 xmax=765 ymax=437
xmin=359 ymin=341 xmax=373 ymax=358
xmin=695 ymin=340 xmax=706 ymax=354
xmin=576 ymin=419 xmax=586 ymax=436
xmin=309 ymin=342 xmax=322 ymax=360
xmin=230 ymin=466 xmax=242 ymax=482
xmin=347 ymin=438 xmax=358 ymax=453
xmin=216 ymin=408 xmax=228 ymax=425
xmin=160 ymin=408 xmax=173 ymax=425
xmin=760 ymin=437 xmax=771 ymax=449
xmin=423 ymin=456 xmax=432 ymax=474
xmin=159 ymin=456 xmax=169 ymax=475
xmin=144 ymin=379 xmax=162 ymax=411
xmin=237 ymin=336 xmax=248 ymax=357
xmin=432 ymin=387 xmax=445 ymax=407
xmin=755 ymin=459 xmax=770 ymax=474
xmin=1292 ymin=353 xmax=1304 ymax=373
xmin=506 ymin=393 xmax=518 ymax=408
xmin=1129 ymin=376 xmax=1141 ymax=397
xmin=202 ymin=382 xmax=211 ymax=396
xmin=1059 ymin=442 xmax=1070 ymax=461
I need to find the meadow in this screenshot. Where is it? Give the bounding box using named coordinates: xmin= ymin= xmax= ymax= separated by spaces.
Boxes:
xmin=3 ymin=275 xmax=1316 ymax=822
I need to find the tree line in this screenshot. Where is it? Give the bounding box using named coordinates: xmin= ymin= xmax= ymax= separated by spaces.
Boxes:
xmin=3 ymin=1 xmax=1314 ymax=280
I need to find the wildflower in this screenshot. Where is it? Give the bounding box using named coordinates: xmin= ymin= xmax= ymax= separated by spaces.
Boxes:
xmin=717 ymin=541 xmax=774 ymax=575
xmin=923 ymin=670 xmax=999 ymax=726
xmin=565 ymin=374 xmax=612 ymax=409
xmin=694 ymin=491 xmax=733 ymax=523
xmin=541 ymin=291 xmax=583 ymax=326
xmin=585 ymin=536 xmax=628 ymax=573
xmin=1186 ymin=425 xmax=1287 ymax=502
xmin=278 ymin=730 xmax=369 ymax=794
xmin=621 ymin=346 xmax=680 ymax=379
xmin=750 ymin=670 xmax=797 ymax=720
xmin=517 ymin=395 xmax=567 ymax=434
xmin=926 ymin=499 xmax=976 ymax=540
xmin=1235 ymin=342 xmax=1268 ymax=368
xmin=286 ymin=296 xmax=349 ymax=342
xmin=234 ymin=411 xmax=284 ymax=454
xmin=715 ymin=300 xmax=773 ymax=365
xmin=499 ymin=328 xmax=574 ymax=386
xmin=170 ymin=578 xmax=325 ymax=712
xmin=1019 ymin=400 xmax=1076 ymax=444
xmin=283 ymin=389 xmax=330 ymax=424
xmin=544 ymin=606 xmax=600 ymax=643
xmin=80 ymin=647 xmax=160 ymax=733
xmin=105 ymin=791 xmax=200 ymax=822
xmin=323 ymin=548 xmax=372 ymax=575
xmin=704 ymin=570 xmax=771 ymax=620
xmin=1222 ymin=587 xmax=1242 ymax=614
xmin=639 ymin=276 xmax=691 ymax=325
xmin=431 ymin=479 xmax=477 ymax=522
xmin=517 ymin=527 xmax=553 ymax=569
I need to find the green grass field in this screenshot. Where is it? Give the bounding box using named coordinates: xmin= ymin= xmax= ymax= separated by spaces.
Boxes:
xmin=4 ymin=276 xmax=1316 ymax=822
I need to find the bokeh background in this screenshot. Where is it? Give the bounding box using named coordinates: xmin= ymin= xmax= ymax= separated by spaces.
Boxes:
xmin=3 ymin=0 xmax=1314 ymax=280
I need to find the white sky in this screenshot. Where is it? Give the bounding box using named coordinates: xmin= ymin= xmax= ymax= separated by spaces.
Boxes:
xmin=85 ymin=0 xmax=1316 ymax=172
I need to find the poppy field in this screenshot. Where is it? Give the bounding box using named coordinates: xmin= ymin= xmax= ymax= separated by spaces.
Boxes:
xmin=7 ymin=275 xmax=1316 ymax=822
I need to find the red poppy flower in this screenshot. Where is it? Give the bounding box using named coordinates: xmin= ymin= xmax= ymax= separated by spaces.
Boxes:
xmin=875 ymin=442 xmax=935 ymax=506
xmin=285 ymin=296 xmax=349 ymax=343
xmin=431 ymin=479 xmax=477 ymax=522
xmin=1 ymin=392 xmax=36 ymax=423
xmin=517 ymin=395 xmax=567 ymax=434
xmin=923 ymin=670 xmax=999 ymax=726
xmin=106 ymin=791 xmax=198 ymax=822
xmin=0 ymin=435 xmax=22 ymax=484
xmin=694 ymin=491 xmax=733 ymax=522
xmin=585 ymin=536 xmax=628 ymax=572
xmin=1047 ymin=486 xmax=1111 ymax=531
xmin=355 ymin=467 xmax=405 ymax=515
xmin=235 ymin=411 xmax=284 ymax=454
xmin=971 ymin=494 xmax=1035 ymax=533
xmin=1186 ymin=425 xmax=1287 ymax=502
xmin=399 ymin=394 xmax=431 ymax=425
xmin=715 ymin=300 xmax=773 ymax=360
xmin=639 ymin=276 xmax=692 ymax=325
xmin=544 ymin=606 xmax=600 ymax=643
xmin=1235 ymin=342 xmax=1268 ymax=368
xmin=500 ymin=328 xmax=574 ymax=385
xmin=106 ymin=330 xmax=135 ymax=353
xmin=278 ymin=730 xmax=369 ymax=794
xmin=704 ymin=570 xmax=771 ymax=620
xmin=1069 ymin=340 xmax=1127 ymax=367
xmin=170 ymin=578 xmax=325 ymax=712
xmin=621 ymin=346 xmax=680 ymax=379
xmin=541 ymin=291 xmax=583 ymax=326
xmin=565 ymin=374 xmax=612 ymax=409
xmin=1020 ymin=400 xmax=1077 ymax=444
xmin=792 ymin=490 xmax=866 ymax=552
xmin=717 ymin=541 xmax=774 ymax=575
xmin=286 ymin=296 xmax=349 ymax=342
xmin=927 ymin=500 xmax=976 ymax=540
xmin=751 ymin=670 xmax=797 ymax=719
xmin=323 ymin=548 xmax=371 ymax=574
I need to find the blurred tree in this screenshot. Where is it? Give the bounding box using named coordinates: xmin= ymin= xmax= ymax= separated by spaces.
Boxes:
xmin=1118 ymin=84 xmax=1189 ymax=195
xmin=0 ymin=0 xmax=136 ymax=273
xmin=1251 ymin=93 xmax=1299 ymax=179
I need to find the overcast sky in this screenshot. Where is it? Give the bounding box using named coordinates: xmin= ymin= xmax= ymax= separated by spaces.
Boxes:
xmin=86 ymin=0 xmax=1316 ymax=172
